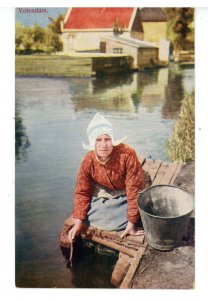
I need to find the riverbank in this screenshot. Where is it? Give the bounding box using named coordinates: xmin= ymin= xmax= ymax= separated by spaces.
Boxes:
xmin=15 ymin=54 xmax=133 ymax=77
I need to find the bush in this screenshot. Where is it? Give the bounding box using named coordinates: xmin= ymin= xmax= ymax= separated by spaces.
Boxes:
xmin=15 ymin=16 xmax=63 ymax=54
xmin=167 ymin=93 xmax=194 ymax=162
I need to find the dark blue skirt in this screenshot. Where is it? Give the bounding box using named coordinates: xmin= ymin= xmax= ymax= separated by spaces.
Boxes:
xmin=84 ymin=194 xmax=128 ymax=231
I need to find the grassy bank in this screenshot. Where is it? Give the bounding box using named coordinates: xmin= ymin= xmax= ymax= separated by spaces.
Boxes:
xmin=15 ymin=54 xmax=131 ymax=77
xmin=15 ymin=55 xmax=93 ymax=77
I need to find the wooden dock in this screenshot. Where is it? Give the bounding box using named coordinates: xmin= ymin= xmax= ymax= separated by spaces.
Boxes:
xmin=60 ymin=159 xmax=194 ymax=288
xmin=141 ymin=158 xmax=182 ymax=187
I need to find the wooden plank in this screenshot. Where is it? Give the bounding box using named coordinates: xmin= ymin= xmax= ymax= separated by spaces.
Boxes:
xmin=143 ymin=160 xmax=163 ymax=182
xmin=119 ymin=241 xmax=147 ymax=288
xmin=82 ymin=227 xmax=146 ymax=256
xmin=153 ymin=162 xmax=179 ymax=185
xmin=152 ymin=161 xmax=169 ymax=185
xmin=158 ymin=162 xmax=180 ymax=185
xmin=170 ymin=163 xmax=183 ymax=184
xmin=111 ymin=253 xmax=132 ymax=287
xmin=60 ymin=216 xmax=145 ymax=253
xmin=101 ymin=230 xmax=145 ymax=246
xmin=142 ymin=159 xmax=151 ymax=173
xmin=84 ymin=227 xmax=145 ymax=246
xmin=84 ymin=233 xmax=137 ymax=257
xmin=123 ymin=234 xmax=145 ymax=244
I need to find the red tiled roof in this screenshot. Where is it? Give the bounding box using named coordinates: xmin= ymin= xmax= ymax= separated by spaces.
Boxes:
xmin=64 ymin=8 xmax=134 ymax=30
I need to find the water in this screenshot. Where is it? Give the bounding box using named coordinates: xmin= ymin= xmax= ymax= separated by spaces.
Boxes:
xmin=15 ymin=63 xmax=194 ymax=288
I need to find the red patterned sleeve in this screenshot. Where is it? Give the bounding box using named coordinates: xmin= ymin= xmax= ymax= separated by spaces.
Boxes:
xmin=125 ymin=149 xmax=145 ymax=223
xmin=73 ymin=155 xmax=93 ymax=220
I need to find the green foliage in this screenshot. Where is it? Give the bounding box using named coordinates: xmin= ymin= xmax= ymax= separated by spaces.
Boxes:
xmin=167 ymin=94 xmax=195 ymax=162
xmin=163 ymin=8 xmax=194 ymax=51
xmin=43 ymin=27 xmax=63 ymax=53
xmin=48 ymin=15 xmax=64 ymax=33
xmin=15 ymin=15 xmax=64 ymax=54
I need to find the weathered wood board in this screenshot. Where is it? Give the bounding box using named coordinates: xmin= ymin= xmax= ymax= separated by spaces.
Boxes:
xmin=142 ymin=159 xmax=183 ymax=186
xmin=60 ymin=215 xmax=145 ymax=257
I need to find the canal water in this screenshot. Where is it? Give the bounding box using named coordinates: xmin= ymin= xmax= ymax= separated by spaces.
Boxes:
xmin=15 ymin=63 xmax=194 ymax=288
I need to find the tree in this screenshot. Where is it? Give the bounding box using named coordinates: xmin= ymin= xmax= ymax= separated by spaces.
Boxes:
xmin=43 ymin=27 xmax=63 ymax=52
xmin=15 ymin=22 xmax=24 ymax=49
xmin=15 ymin=14 xmax=64 ymax=54
xmin=163 ymin=8 xmax=194 ymax=59
xmin=46 ymin=15 xmax=64 ymax=52
xmin=15 ymin=22 xmax=32 ymax=54
xmin=48 ymin=15 xmax=64 ymax=33
xmin=32 ymin=24 xmax=45 ymax=43
xmin=16 ymin=22 xmax=45 ymax=54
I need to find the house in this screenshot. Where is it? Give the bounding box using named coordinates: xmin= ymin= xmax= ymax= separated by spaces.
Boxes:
xmin=139 ymin=8 xmax=167 ymax=43
xmin=61 ymin=8 xmax=139 ymax=53
xmin=60 ymin=7 xmax=170 ymax=68
xmin=100 ymin=35 xmax=159 ymax=69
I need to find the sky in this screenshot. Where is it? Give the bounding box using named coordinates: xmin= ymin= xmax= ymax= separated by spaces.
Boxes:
xmin=15 ymin=7 xmax=68 ymax=27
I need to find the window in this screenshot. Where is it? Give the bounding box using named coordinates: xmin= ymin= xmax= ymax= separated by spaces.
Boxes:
xmin=113 ymin=48 xmax=123 ymax=54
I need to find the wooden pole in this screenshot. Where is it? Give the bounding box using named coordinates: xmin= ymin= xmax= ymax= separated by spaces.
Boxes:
xmin=119 ymin=241 xmax=147 ymax=288
xmin=84 ymin=234 xmax=137 ymax=257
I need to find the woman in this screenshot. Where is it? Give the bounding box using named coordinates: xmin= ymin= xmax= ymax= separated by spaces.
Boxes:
xmin=68 ymin=113 xmax=145 ymax=243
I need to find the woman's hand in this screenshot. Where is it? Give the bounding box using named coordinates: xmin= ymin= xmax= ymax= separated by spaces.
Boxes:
xmin=120 ymin=221 xmax=145 ymax=238
xmin=68 ymin=218 xmax=83 ymax=243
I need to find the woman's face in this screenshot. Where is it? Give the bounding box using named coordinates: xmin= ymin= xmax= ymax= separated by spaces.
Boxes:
xmin=95 ymin=134 xmax=113 ymax=162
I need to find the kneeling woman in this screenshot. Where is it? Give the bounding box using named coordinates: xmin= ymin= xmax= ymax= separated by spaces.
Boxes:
xmin=68 ymin=113 xmax=145 ymax=243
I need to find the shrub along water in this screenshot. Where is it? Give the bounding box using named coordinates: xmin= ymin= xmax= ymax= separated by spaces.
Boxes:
xmin=168 ymin=93 xmax=194 ymax=162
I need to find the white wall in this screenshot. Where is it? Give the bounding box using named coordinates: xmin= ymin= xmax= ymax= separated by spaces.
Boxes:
xmin=61 ymin=31 xmax=131 ymax=53
xmin=159 ymin=39 xmax=170 ymax=62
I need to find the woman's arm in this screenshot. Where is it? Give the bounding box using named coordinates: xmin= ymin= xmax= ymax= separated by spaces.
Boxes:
xmin=120 ymin=221 xmax=144 ymax=238
xmin=125 ymin=148 xmax=145 ymax=223
xmin=68 ymin=218 xmax=83 ymax=243
xmin=73 ymin=155 xmax=93 ymax=220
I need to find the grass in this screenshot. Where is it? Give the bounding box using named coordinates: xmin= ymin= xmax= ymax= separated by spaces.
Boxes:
xmin=15 ymin=55 xmax=93 ymax=76
xmin=15 ymin=53 xmax=129 ymax=77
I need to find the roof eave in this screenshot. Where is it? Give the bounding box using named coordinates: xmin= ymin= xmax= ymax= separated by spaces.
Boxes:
xmin=61 ymin=28 xmax=130 ymax=33
xmin=63 ymin=8 xmax=72 ymax=25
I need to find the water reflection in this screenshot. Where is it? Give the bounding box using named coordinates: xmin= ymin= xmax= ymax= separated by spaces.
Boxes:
xmin=163 ymin=66 xmax=185 ymax=119
xmin=15 ymin=111 xmax=30 ymax=161
xmin=71 ymin=250 xmax=117 ymax=288
xmin=132 ymin=69 xmax=167 ymax=113
xmin=67 ymin=65 xmax=191 ymax=117
xmin=68 ymin=74 xmax=135 ymax=112
xmin=61 ymin=241 xmax=117 ymax=288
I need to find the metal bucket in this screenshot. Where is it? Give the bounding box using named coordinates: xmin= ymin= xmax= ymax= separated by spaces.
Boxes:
xmin=138 ymin=185 xmax=194 ymax=250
